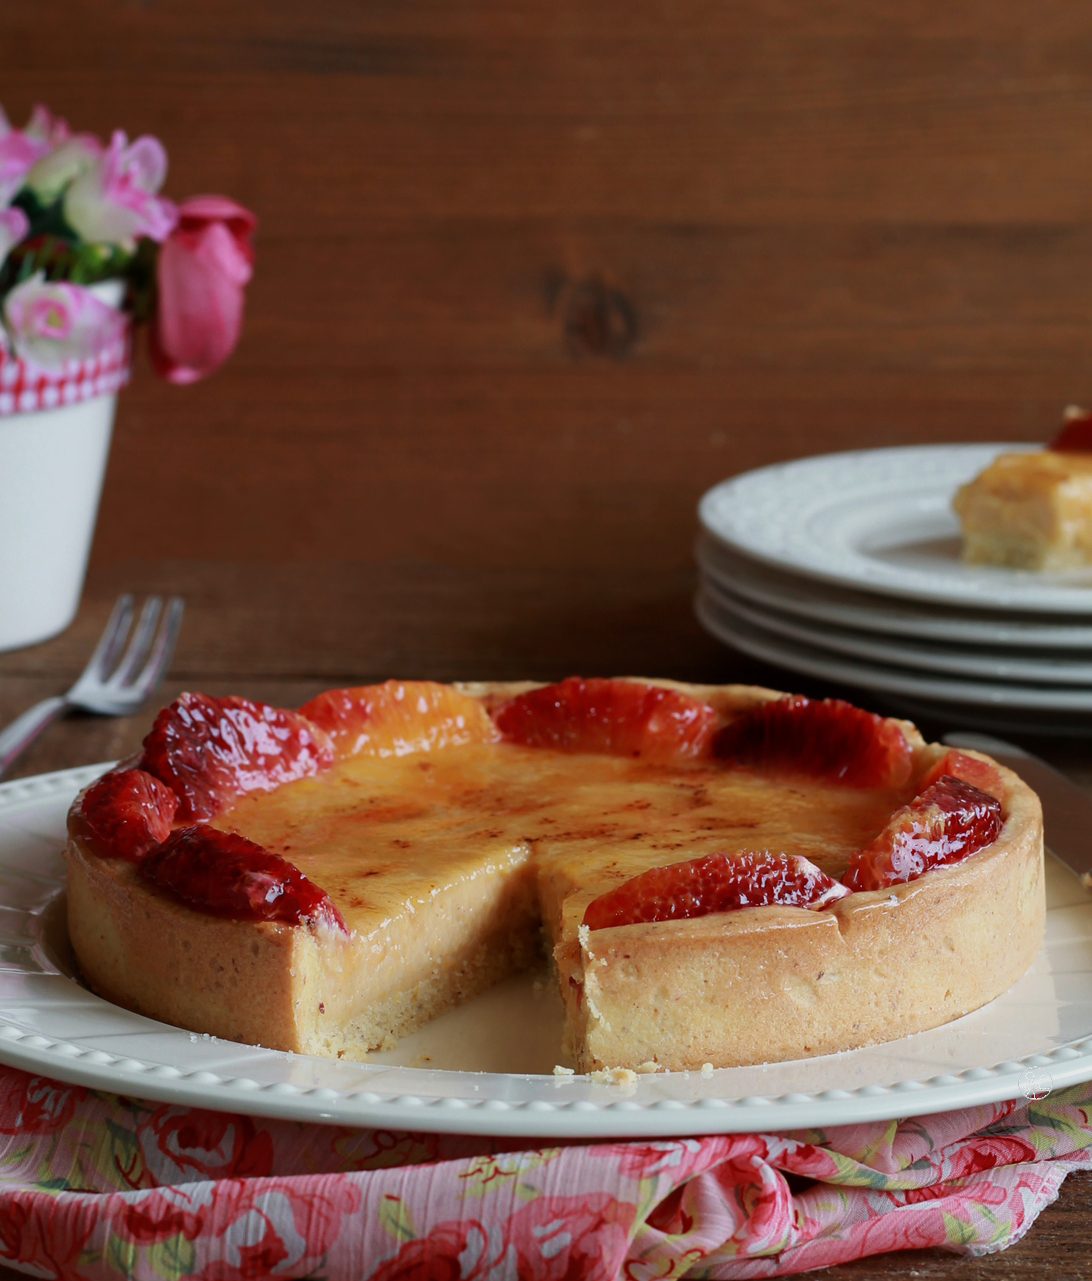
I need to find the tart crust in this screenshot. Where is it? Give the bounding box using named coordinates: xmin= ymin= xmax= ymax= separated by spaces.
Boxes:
xmin=65 ymin=680 xmax=1045 ymax=1071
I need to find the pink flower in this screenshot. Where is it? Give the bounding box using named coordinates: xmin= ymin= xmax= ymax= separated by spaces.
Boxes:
xmin=946 ymin=1135 xmax=1039 ymax=1180
xmin=0 ymin=1196 xmax=96 ymax=1276
xmin=369 ymin=1222 xmax=477 ymax=1281
xmin=0 ymin=205 xmax=27 ymax=269
xmin=597 ymin=1135 xmax=755 ymax=1185
xmin=0 ymin=1070 xmax=86 ymax=1136
xmin=64 ymin=129 xmax=176 ymax=247
xmin=506 ymin=1192 xmax=635 ymax=1280
xmin=0 ymin=104 xmax=68 ymax=204
xmin=118 ymin=1179 xmax=360 ymax=1280
xmin=120 ymin=1187 xmax=205 ymax=1246
xmin=3 ymin=272 xmax=126 ymax=371
xmin=137 ymin=1105 xmax=274 ymax=1185
xmin=149 ymin=195 xmax=256 ymax=384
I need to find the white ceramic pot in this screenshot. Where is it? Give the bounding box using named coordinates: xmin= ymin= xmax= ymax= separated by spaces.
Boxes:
xmin=0 ymin=280 xmax=130 ymax=652
xmin=0 ymin=392 xmax=118 ymax=651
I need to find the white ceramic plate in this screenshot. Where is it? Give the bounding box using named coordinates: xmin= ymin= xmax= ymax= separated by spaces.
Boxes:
xmin=697 ymin=588 xmax=1092 ymax=715
xmin=4 ymin=766 xmax=1092 ymax=1137
xmin=699 ymin=444 xmax=1092 ymax=613
xmin=696 ymin=534 xmax=1092 ymax=649
xmin=699 ymin=573 xmax=1092 ymax=687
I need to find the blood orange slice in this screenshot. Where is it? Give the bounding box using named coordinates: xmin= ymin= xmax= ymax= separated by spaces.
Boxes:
xmin=75 ymin=769 xmax=178 ymax=862
xmin=494 ymin=677 xmax=716 ymax=760
xmin=583 ymin=851 xmax=849 ymax=930
xmin=300 ymin=680 xmax=498 ymax=758
xmin=141 ymin=693 xmax=333 ymax=821
xmin=915 ymin=749 xmax=1002 ymax=799
xmin=140 ymin=825 xmax=347 ymax=932
xmin=843 ymin=775 xmax=1002 ymax=892
xmin=713 ymin=695 xmax=912 ymax=788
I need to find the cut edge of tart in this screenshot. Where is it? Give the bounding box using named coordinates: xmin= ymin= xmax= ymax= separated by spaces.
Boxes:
xmin=64 ymin=679 xmax=1045 ymax=1073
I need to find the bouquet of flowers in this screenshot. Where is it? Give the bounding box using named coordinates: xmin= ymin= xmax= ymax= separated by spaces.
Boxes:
xmin=0 ymin=104 xmax=255 ymax=386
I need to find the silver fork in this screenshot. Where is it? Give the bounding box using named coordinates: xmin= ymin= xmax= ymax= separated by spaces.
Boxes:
xmin=0 ymin=594 xmax=185 ymax=778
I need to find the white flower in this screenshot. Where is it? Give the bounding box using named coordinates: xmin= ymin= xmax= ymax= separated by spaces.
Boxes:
xmin=24 ymin=134 xmax=102 ymax=204
xmin=64 ymin=130 xmax=175 ymax=248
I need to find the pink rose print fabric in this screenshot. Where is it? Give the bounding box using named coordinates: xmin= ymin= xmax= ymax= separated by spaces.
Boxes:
xmin=2 ymin=1066 xmax=1092 ymax=1278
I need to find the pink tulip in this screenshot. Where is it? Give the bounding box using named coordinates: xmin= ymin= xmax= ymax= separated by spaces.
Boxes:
xmin=0 ymin=205 xmax=28 ymax=269
xmin=149 ymin=195 xmax=256 ymax=384
xmin=64 ymin=130 xmax=176 ymax=248
xmin=3 ymin=273 xmax=126 ymax=372
xmin=0 ymin=104 xmax=68 ymax=205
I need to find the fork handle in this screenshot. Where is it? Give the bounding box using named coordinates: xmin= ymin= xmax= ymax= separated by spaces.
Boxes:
xmin=0 ymin=697 xmax=68 ymax=778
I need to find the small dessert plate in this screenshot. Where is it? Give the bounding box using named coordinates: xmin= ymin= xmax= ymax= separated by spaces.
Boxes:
xmin=696 ymin=589 xmax=1092 ymax=715
xmin=699 ymin=444 xmax=1092 ymax=614
xmin=3 ymin=765 xmax=1092 ymax=1137
xmin=696 ymin=534 xmax=1092 ymax=649
xmin=699 ymin=576 xmax=1092 ymax=687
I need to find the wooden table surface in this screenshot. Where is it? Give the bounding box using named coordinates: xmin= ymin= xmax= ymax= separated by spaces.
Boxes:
xmin=1 ymin=559 xmax=1091 ymax=1280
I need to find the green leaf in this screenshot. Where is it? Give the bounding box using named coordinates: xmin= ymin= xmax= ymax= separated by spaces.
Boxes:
xmin=378 ymin=1194 xmax=416 ymax=1243
xmin=941 ymin=1211 xmax=978 ymax=1247
xmin=33 ymin=1176 xmax=72 ymax=1192
xmin=105 ymin=1234 xmax=138 ymax=1277
xmin=157 ymin=1232 xmax=197 ymax=1277
xmin=0 ymin=231 xmax=137 ymax=308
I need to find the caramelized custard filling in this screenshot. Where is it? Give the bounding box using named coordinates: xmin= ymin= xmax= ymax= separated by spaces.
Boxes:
xmin=211 ymin=742 xmax=907 ymax=941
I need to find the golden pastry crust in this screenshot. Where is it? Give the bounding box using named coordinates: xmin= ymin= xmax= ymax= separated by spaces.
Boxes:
xmin=64 ymin=680 xmax=1044 ymax=1071
xmin=554 ymin=756 xmax=1042 ymax=1069
xmin=954 ymin=450 xmax=1092 ymax=570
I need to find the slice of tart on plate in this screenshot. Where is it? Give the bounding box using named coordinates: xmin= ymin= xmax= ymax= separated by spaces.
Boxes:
xmin=953 ymin=406 xmax=1092 ymax=570
xmin=65 ymin=678 xmax=1044 ymax=1073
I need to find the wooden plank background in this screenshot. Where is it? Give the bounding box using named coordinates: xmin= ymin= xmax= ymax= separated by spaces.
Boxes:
xmin=5 ymin=1 xmax=1092 ymax=576
xmin=5 ymin=12 xmax=1092 ymax=1273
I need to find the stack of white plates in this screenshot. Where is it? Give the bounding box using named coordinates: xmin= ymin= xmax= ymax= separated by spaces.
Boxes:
xmin=696 ymin=443 xmax=1092 ymax=735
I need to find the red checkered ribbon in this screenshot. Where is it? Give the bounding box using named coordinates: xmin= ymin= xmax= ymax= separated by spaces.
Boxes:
xmin=0 ymin=332 xmax=131 ymax=416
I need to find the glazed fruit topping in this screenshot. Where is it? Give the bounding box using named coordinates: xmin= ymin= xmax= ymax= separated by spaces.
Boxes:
xmin=1050 ymin=407 xmax=1092 ymax=452
xmin=139 ymin=824 xmax=347 ymax=932
xmin=713 ymin=695 xmax=912 ymax=788
xmin=842 ymin=775 xmax=1003 ymax=892
xmin=494 ymin=677 xmax=717 ymax=760
xmin=140 ymin=692 xmax=334 ymax=821
xmin=583 ymin=851 xmax=850 ymax=930
xmin=915 ymin=748 xmax=1003 ymax=798
xmin=75 ymin=769 xmax=178 ymax=862
xmin=300 ymin=680 xmax=498 ymax=758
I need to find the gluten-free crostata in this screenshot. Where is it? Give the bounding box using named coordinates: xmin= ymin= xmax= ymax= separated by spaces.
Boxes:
xmin=65 ymin=678 xmax=1045 ymax=1072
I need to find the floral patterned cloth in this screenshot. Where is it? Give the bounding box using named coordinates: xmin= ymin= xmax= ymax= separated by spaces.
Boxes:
xmin=2 ymin=1065 xmax=1091 ymax=1279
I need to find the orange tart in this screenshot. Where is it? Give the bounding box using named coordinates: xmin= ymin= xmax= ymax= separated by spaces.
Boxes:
xmin=64 ymin=679 xmax=1045 ymax=1072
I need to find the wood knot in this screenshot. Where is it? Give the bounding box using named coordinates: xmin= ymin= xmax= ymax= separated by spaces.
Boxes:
xmin=557 ymin=275 xmax=638 ymax=360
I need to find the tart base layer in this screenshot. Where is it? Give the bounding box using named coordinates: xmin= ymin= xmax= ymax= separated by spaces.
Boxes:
xmin=65 ymin=680 xmax=1045 ymax=1072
